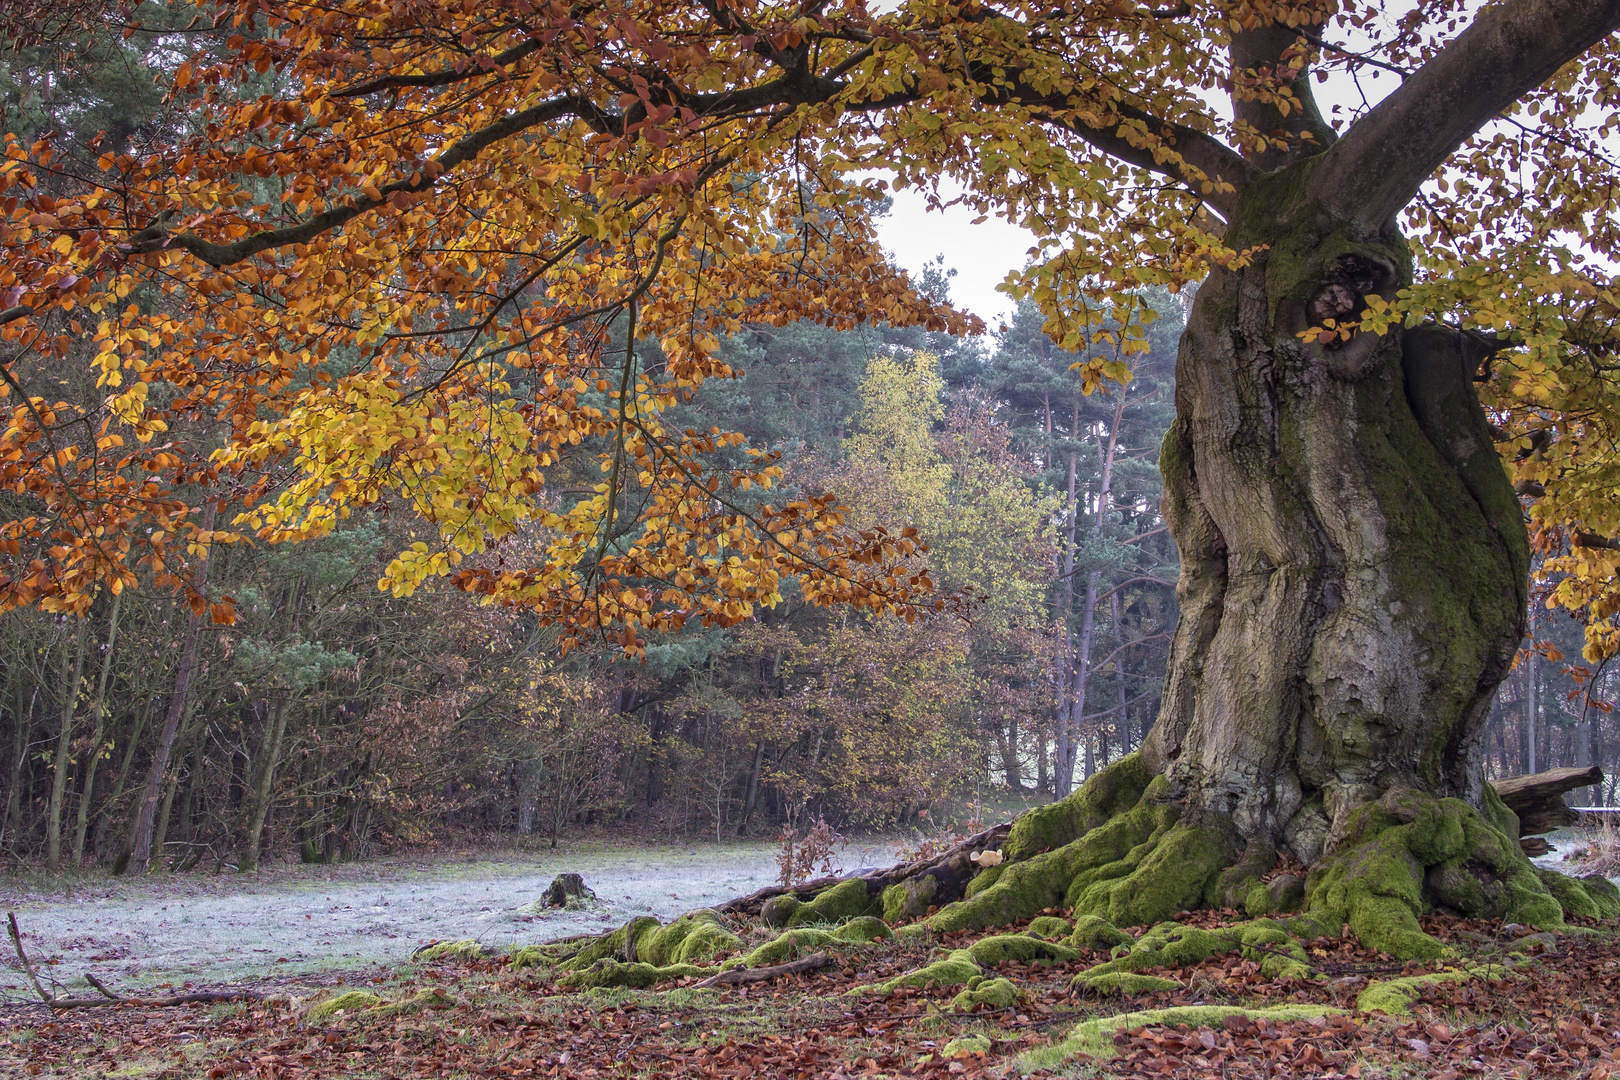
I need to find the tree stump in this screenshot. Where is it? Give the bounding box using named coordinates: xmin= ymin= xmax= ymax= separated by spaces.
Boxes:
xmin=1489 ymin=766 xmax=1604 ymax=837
xmin=543 ymin=873 xmax=595 ymax=908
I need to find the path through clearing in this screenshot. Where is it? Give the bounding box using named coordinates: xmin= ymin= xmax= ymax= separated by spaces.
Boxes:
xmin=0 ymin=839 xmax=904 ymax=999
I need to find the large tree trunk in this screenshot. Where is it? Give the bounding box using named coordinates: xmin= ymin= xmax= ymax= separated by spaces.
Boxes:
xmin=1140 ymin=177 xmax=1527 ymax=864
xmin=855 ymin=175 xmax=1596 ymax=962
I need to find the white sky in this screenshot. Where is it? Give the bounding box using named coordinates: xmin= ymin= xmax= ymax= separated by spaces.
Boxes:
xmin=873 ymin=184 xmax=1036 ymax=327
xmin=869 ymin=54 xmax=1407 ymax=325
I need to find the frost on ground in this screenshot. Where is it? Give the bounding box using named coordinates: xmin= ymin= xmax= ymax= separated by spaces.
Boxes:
xmin=0 ymin=838 xmax=903 ymax=998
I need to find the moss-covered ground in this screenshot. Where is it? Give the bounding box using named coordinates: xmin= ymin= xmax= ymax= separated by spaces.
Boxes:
xmin=7 ymin=905 xmax=1618 ymax=1078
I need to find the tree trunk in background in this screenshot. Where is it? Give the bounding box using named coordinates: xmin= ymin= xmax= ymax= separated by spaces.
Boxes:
xmin=93 ymin=700 xmax=148 ymax=858
xmin=72 ymin=592 xmax=122 ymax=865
xmin=999 ymin=714 xmax=1022 ymax=790
xmin=5 ymin=681 xmax=40 ymax=849
xmin=1062 ymin=575 xmax=1098 ymax=790
xmin=1056 ymin=390 xmax=1128 ymax=795
xmin=1526 ymin=607 xmax=1539 ymax=773
xmin=152 ymin=700 xmax=205 ymax=866
xmin=120 ymin=503 xmax=216 ymax=876
xmin=1143 ymin=172 xmax=1527 ymax=871
xmin=737 ymin=741 xmax=764 ymax=835
xmin=1112 ymin=591 xmax=1132 ymax=756
xmin=45 ymin=619 xmax=89 ymax=871
xmin=238 ymin=696 xmax=289 ymax=872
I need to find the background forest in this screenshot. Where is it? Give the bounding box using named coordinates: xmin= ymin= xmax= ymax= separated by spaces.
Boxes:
xmin=0 ymin=12 xmax=1613 ymax=876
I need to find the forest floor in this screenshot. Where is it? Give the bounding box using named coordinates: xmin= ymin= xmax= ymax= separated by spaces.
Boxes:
xmin=0 ymin=830 xmax=1615 ymax=1079
xmin=5 ymin=903 xmax=1620 ymax=1079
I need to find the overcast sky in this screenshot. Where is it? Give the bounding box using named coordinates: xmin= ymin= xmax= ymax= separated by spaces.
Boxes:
xmin=867 ymin=56 xmax=1407 ymax=326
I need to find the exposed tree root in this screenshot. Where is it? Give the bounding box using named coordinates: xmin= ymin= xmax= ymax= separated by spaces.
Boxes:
xmin=908 ymin=756 xmax=1620 ymax=962
xmin=510 ymin=757 xmax=1618 ymax=1010
xmin=1018 ymin=1004 xmax=1338 ymax=1070
xmin=692 ymin=951 xmax=835 ymax=988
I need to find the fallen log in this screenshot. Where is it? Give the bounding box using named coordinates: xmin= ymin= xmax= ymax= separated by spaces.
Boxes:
xmin=1489 ymin=765 xmax=1604 ymax=837
xmin=715 ymin=821 xmax=1013 ymax=917
xmin=690 ymin=951 xmax=834 ymax=988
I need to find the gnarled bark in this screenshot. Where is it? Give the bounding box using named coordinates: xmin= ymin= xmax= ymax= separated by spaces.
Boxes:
xmin=1139 ymin=169 xmax=1528 ymax=883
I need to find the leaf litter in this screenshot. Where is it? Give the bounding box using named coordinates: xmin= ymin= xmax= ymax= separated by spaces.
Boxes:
xmin=2 ymin=909 xmax=1618 ymax=1078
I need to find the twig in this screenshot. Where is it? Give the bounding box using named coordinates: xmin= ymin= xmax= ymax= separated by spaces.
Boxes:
xmin=6 ymin=913 xmax=53 ymax=1005
xmin=7 ymin=910 xmax=262 ymax=1010
xmin=10 ymin=987 xmax=263 ymax=1010
xmin=692 ymin=952 xmax=835 ymax=988
xmin=84 ymin=973 xmax=120 ymax=1000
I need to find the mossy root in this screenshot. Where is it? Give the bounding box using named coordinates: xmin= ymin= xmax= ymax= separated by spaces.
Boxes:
xmin=1019 ymin=1004 xmax=1334 ymax=1069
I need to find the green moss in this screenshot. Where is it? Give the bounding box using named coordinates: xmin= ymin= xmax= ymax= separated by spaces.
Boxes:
xmin=1077 ymin=971 xmax=1182 ymax=996
xmin=895 ymin=923 xmax=931 ymax=943
xmin=1480 ymin=784 xmax=1523 ymax=854
xmin=560 ymin=916 xmax=660 ymax=972
xmin=882 ymin=875 xmax=938 ymax=922
xmin=1579 ymin=873 xmax=1620 ymax=918
xmin=1067 ymin=915 xmax=1133 ymax=950
xmin=857 ymin=949 xmax=981 ymax=996
xmin=966 ymin=934 xmax=1080 ymax=965
xmin=1024 ymin=916 xmax=1073 ymax=940
xmin=926 ymin=775 xmax=1178 ymax=935
xmin=832 ymin=916 xmax=894 ymax=943
xmin=1307 ymin=789 xmax=1569 ymax=959
xmin=413 ymin=939 xmax=486 ymax=963
xmin=789 ymin=878 xmax=877 ymax=925
xmin=725 ymin=928 xmax=833 ymax=970
xmin=1002 ymin=752 xmax=1155 ymax=861
xmin=368 ymin=987 xmax=457 ymax=1018
xmin=761 ymin=894 xmax=801 ymax=928
xmin=1074 ymin=823 xmax=1236 ymax=928
xmin=1113 ymin=922 xmax=1231 ymax=972
xmin=1238 ymin=923 xmax=1313 ymax=979
xmin=630 ymin=909 xmax=742 ymax=965
xmin=507 ymin=946 xmax=555 ymax=971
xmin=306 ymin=990 xmax=382 ymax=1023
xmin=949 ymin=976 xmax=1022 ymax=1011
xmin=964 ymin=865 xmax=1004 ymax=897
xmin=1356 ymin=967 xmax=1494 ymax=1015
xmin=1535 ymin=869 xmax=1620 ymax=920
xmin=1020 ymin=1004 xmax=1333 ymax=1068
xmin=1215 ymin=844 xmax=1278 ymax=912
xmin=558 ymin=959 xmax=712 ymax=989
xmin=941 ymin=1034 xmax=993 ymax=1058
xmin=1304 ymin=800 xmax=1446 ymax=960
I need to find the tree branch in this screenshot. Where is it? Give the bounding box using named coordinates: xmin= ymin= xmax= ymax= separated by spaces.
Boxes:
xmin=126 ymin=95 xmax=614 ymax=267
xmin=1310 ymin=0 xmax=1620 ymax=229
xmin=1000 ymin=95 xmax=1256 ymax=219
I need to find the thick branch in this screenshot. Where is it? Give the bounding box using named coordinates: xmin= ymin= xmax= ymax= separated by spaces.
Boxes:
xmin=1229 ymin=23 xmax=1336 ymax=171
xmin=1001 ymin=94 xmax=1256 ymax=218
xmin=126 ymin=95 xmax=613 ymax=267
xmin=332 ymin=36 xmax=549 ymax=97
xmin=1311 ymin=0 xmax=1620 ymax=228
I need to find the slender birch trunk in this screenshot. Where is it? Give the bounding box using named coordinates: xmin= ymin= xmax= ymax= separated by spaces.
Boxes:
xmin=120 ymin=503 xmax=216 ymax=876
xmin=45 ymin=619 xmax=89 ymax=870
xmin=71 ymin=592 xmax=122 ymax=865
